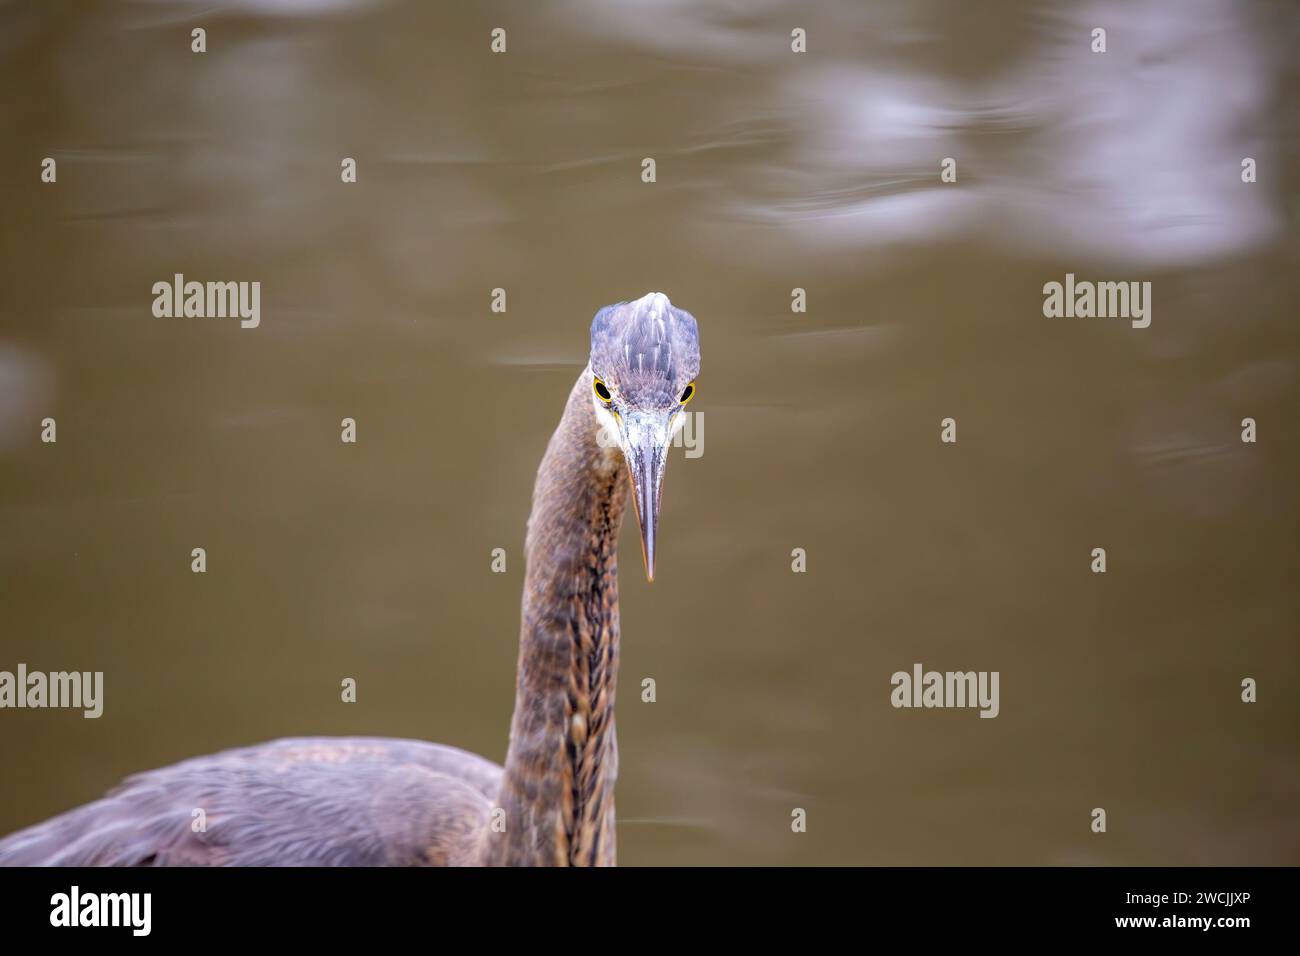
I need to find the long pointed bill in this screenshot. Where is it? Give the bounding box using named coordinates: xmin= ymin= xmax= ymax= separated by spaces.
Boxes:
xmin=620 ymin=410 xmax=674 ymax=582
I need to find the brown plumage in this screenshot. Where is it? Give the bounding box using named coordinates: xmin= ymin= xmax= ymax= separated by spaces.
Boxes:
xmin=0 ymin=293 xmax=701 ymax=867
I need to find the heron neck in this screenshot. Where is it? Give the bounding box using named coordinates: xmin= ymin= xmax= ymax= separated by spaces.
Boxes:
xmin=488 ymin=368 xmax=628 ymax=866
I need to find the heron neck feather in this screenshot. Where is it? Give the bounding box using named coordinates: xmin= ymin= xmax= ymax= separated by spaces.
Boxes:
xmin=487 ymin=368 xmax=626 ymax=866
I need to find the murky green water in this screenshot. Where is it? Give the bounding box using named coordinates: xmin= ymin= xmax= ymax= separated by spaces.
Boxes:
xmin=0 ymin=0 xmax=1297 ymax=864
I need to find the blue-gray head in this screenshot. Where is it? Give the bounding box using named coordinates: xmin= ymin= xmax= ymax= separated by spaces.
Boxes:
xmin=588 ymin=292 xmax=700 ymax=582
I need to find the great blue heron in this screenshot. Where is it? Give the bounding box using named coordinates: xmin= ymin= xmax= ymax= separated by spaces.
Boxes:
xmin=0 ymin=292 xmax=701 ymax=866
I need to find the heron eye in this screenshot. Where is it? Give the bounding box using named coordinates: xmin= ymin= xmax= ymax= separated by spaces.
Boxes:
xmin=593 ymin=377 xmax=612 ymax=403
xmin=679 ymin=382 xmax=695 ymax=405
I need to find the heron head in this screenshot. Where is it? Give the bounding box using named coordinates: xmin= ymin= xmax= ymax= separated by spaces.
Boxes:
xmin=588 ymin=292 xmax=700 ymax=582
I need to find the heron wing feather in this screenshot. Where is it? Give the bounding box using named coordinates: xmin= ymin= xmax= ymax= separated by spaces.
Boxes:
xmin=0 ymin=737 xmax=503 ymax=866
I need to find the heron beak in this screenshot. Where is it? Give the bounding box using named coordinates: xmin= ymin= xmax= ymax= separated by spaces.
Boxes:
xmin=620 ymin=410 xmax=674 ymax=583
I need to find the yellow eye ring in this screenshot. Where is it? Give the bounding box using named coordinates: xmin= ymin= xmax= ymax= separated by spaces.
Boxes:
xmin=679 ymin=382 xmax=696 ymax=405
xmin=593 ymin=377 xmax=613 ymax=403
